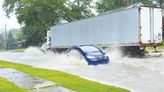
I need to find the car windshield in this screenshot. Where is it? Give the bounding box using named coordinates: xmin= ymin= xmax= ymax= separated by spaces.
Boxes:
xmin=80 ymin=46 xmax=100 ymax=53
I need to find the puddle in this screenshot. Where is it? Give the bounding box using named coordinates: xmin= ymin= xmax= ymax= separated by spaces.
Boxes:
xmin=0 ymin=68 xmax=73 ymax=92
xmin=31 ymin=86 xmax=73 ymax=92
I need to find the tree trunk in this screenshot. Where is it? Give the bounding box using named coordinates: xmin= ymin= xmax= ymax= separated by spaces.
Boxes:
xmin=159 ymin=0 xmax=162 ymax=7
xmin=124 ymin=0 xmax=129 ymax=6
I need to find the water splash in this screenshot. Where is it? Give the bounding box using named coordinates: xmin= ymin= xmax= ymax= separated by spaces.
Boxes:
xmin=1 ymin=47 xmax=164 ymax=92
xmin=20 ymin=47 xmax=87 ymax=69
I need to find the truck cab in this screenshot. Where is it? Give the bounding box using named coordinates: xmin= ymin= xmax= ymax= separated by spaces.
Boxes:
xmin=41 ymin=31 xmax=51 ymax=52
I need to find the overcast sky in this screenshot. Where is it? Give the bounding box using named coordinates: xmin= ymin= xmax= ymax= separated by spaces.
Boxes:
xmin=0 ymin=0 xmax=20 ymax=30
xmin=0 ymin=0 xmax=97 ymax=30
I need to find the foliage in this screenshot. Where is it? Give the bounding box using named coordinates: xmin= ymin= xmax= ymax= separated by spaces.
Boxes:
xmin=0 ymin=60 xmax=130 ymax=92
xmin=0 ymin=30 xmax=18 ymax=50
xmin=96 ymin=0 xmax=164 ymax=13
xmin=3 ymin=0 xmax=94 ymax=47
xmin=64 ymin=0 xmax=94 ymax=22
xmin=0 ymin=77 xmax=28 ymax=92
xmin=96 ymin=0 xmax=125 ymax=13
xmin=0 ymin=34 xmax=4 ymax=49
xmin=7 ymin=31 xmax=17 ymax=49
xmin=15 ymin=30 xmax=23 ymax=42
xmin=21 ymin=26 xmax=45 ymax=47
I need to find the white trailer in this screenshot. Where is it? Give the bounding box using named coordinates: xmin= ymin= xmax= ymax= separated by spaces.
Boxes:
xmin=42 ymin=6 xmax=163 ymax=55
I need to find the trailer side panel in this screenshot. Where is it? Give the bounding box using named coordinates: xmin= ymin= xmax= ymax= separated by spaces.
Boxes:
xmin=50 ymin=7 xmax=140 ymax=48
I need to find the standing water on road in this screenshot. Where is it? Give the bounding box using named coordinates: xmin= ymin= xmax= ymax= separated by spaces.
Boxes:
xmin=0 ymin=68 xmax=72 ymax=92
xmin=0 ymin=47 xmax=164 ymax=92
xmin=0 ymin=47 xmax=87 ymax=69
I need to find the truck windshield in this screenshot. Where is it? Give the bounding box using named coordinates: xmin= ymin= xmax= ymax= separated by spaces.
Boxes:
xmin=80 ymin=46 xmax=100 ymax=53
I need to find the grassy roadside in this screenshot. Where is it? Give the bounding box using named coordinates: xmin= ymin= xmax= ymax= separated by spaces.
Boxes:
xmin=145 ymin=46 xmax=164 ymax=52
xmin=0 ymin=60 xmax=129 ymax=92
xmin=157 ymin=46 xmax=164 ymax=51
xmin=0 ymin=50 xmax=6 ymax=52
xmin=0 ymin=77 xmax=27 ymax=92
xmin=12 ymin=49 xmax=25 ymax=52
xmin=0 ymin=48 xmax=25 ymax=52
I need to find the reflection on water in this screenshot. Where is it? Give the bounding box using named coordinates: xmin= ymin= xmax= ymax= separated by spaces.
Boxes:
xmin=0 ymin=68 xmax=73 ymax=92
xmin=0 ymin=68 xmax=54 ymax=89
xmin=0 ymin=47 xmax=164 ymax=92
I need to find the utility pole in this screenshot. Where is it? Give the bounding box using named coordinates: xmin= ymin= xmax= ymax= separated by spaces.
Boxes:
xmin=159 ymin=0 xmax=163 ymax=7
xmin=124 ymin=0 xmax=129 ymax=7
xmin=4 ymin=24 xmax=8 ymax=50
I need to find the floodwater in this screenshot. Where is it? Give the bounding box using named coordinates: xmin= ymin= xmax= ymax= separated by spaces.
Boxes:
xmin=0 ymin=47 xmax=164 ymax=92
xmin=0 ymin=68 xmax=72 ymax=92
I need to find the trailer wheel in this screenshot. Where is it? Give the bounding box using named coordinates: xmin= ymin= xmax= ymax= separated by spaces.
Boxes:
xmin=121 ymin=46 xmax=145 ymax=57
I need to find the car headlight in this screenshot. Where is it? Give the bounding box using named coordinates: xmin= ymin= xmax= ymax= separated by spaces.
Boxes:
xmin=86 ymin=55 xmax=95 ymax=59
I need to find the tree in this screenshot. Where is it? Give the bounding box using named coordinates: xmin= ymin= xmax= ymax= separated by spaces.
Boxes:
xmin=0 ymin=34 xmax=4 ymax=49
xmin=156 ymin=0 xmax=164 ymax=7
xmin=7 ymin=31 xmax=17 ymax=49
xmin=3 ymin=0 xmax=94 ymax=47
xmin=96 ymin=0 xmax=163 ymax=13
xmin=64 ymin=0 xmax=94 ymax=22
xmin=21 ymin=25 xmax=45 ymax=46
xmin=96 ymin=0 xmax=126 ymax=13
xmin=15 ymin=30 xmax=24 ymax=42
xmin=124 ymin=0 xmax=130 ymax=6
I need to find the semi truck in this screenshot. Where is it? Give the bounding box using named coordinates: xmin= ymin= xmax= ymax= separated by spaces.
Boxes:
xmin=41 ymin=5 xmax=163 ymax=56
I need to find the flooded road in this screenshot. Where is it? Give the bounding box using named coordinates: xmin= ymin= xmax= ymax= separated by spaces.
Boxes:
xmin=0 ymin=47 xmax=164 ymax=92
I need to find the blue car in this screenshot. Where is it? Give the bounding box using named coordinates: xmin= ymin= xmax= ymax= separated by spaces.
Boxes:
xmin=68 ymin=45 xmax=109 ymax=65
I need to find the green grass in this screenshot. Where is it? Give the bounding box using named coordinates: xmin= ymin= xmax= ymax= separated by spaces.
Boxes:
xmin=0 ymin=60 xmax=129 ymax=92
xmin=145 ymin=46 xmax=164 ymax=52
xmin=157 ymin=46 xmax=164 ymax=51
xmin=0 ymin=48 xmax=25 ymax=52
xmin=0 ymin=77 xmax=27 ymax=92
xmin=0 ymin=50 xmax=6 ymax=52
xmin=145 ymin=47 xmax=156 ymax=52
xmin=12 ymin=49 xmax=25 ymax=52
